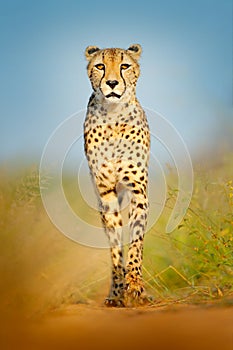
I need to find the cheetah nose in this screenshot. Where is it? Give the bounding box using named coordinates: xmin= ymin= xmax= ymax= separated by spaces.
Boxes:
xmin=106 ymin=80 xmax=119 ymax=89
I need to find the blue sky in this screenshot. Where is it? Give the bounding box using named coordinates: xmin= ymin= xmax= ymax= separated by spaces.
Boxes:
xmin=1 ymin=0 xmax=232 ymax=162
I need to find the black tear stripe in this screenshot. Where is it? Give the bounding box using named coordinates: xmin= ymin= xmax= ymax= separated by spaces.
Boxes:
xmin=120 ymin=66 xmax=127 ymax=96
xmin=97 ymin=52 xmax=105 ymax=86
xmin=99 ymin=62 xmax=106 ymax=92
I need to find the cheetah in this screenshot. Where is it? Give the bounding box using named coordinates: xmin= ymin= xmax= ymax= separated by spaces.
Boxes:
xmin=84 ymin=44 xmax=150 ymax=307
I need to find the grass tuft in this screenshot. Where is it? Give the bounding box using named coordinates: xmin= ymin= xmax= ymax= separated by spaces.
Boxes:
xmin=144 ymin=155 xmax=233 ymax=302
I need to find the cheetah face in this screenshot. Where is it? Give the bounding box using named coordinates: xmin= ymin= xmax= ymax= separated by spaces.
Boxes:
xmin=85 ymin=44 xmax=142 ymax=102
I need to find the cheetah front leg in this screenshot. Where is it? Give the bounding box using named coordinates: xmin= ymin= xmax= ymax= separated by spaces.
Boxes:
xmin=125 ymin=191 xmax=149 ymax=306
xmin=99 ymin=192 xmax=125 ymax=307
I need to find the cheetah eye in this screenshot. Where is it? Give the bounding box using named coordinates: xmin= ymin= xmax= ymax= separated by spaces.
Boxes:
xmin=121 ymin=64 xmax=131 ymax=70
xmin=95 ymin=63 xmax=105 ymax=70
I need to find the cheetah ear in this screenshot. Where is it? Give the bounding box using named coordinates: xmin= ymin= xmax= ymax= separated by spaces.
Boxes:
xmin=85 ymin=46 xmax=100 ymax=61
xmin=127 ymin=44 xmax=142 ymax=60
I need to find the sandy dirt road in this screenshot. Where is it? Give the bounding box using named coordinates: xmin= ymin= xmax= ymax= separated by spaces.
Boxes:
xmin=1 ymin=303 xmax=233 ymax=350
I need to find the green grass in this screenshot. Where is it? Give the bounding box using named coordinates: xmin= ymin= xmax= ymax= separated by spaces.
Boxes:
xmin=0 ymin=154 xmax=232 ymax=317
xmin=144 ymin=154 xmax=233 ymax=302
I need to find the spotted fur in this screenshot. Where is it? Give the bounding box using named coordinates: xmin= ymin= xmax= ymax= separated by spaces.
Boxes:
xmin=84 ymin=44 xmax=150 ymax=307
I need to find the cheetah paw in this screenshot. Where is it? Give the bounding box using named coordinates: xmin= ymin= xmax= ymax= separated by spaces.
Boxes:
xmin=124 ymin=277 xmax=151 ymax=306
xmin=104 ymin=298 xmax=125 ymax=308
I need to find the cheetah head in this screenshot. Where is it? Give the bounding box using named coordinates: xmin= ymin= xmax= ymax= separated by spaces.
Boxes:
xmin=85 ymin=44 xmax=142 ymax=103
